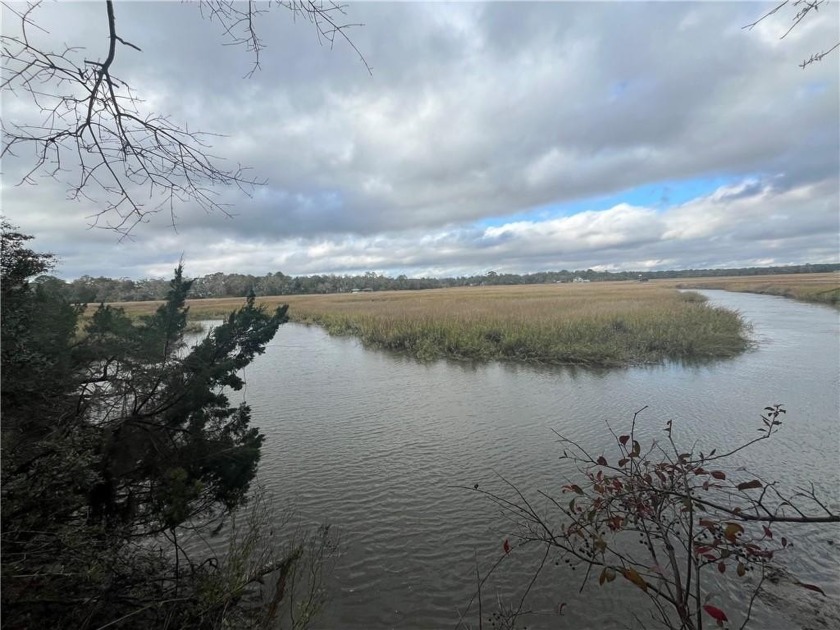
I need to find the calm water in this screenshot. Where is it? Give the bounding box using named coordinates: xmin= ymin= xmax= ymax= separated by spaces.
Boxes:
xmin=232 ymin=290 xmax=839 ymax=629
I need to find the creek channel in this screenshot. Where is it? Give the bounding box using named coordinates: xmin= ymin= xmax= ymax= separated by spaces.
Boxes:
xmin=212 ymin=289 xmax=839 ymax=628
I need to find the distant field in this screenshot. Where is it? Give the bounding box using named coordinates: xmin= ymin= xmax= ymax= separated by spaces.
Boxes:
xmin=110 ymin=281 xmax=751 ymax=367
xmin=665 ymin=272 xmax=840 ymax=306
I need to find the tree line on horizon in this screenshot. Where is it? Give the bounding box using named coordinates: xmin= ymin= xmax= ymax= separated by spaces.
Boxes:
xmin=38 ymin=263 xmax=840 ymax=304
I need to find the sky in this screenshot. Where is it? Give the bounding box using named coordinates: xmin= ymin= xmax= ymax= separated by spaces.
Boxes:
xmin=2 ymin=0 xmax=838 ymax=280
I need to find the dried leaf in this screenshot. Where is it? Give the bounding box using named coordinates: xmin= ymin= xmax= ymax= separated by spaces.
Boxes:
xmin=737 ymin=479 xmax=763 ymax=491
xmin=724 ymin=522 xmax=744 ymax=542
xmin=622 ymin=567 xmax=648 ymax=592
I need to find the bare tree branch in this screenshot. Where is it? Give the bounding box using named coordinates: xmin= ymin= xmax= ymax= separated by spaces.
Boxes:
xmin=1 ymin=0 xmax=368 ymax=236
xmin=743 ymin=0 xmax=839 ymax=68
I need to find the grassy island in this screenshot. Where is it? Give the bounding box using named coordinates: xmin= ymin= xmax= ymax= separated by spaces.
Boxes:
xmin=126 ymin=283 xmax=751 ymax=367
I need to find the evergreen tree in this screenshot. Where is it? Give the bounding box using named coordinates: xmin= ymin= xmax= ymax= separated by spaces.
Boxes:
xmin=1 ymin=224 xmax=292 ymax=628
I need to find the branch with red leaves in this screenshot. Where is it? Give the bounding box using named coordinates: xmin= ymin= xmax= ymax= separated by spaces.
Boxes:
xmin=464 ymin=404 xmax=836 ymax=630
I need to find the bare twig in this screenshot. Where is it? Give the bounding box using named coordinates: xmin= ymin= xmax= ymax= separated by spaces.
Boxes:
xmin=742 ymin=0 xmax=839 ymax=67
xmin=1 ymin=0 xmax=369 ymax=236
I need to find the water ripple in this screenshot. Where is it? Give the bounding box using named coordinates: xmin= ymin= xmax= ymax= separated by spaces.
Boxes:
xmin=230 ymin=291 xmax=840 ymax=629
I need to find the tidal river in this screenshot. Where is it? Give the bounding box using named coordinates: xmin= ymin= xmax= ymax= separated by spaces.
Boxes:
xmin=234 ymin=290 xmax=839 ymax=629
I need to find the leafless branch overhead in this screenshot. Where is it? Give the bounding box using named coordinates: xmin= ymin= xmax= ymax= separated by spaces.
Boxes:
xmin=742 ymin=0 xmax=839 ymax=68
xmin=1 ymin=0 xmax=368 ymax=236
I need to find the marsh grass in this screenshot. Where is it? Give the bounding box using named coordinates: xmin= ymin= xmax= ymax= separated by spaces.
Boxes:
xmin=102 ymin=274 xmax=840 ymax=366
xmin=288 ymin=284 xmax=748 ymax=366
xmin=673 ymin=272 xmax=840 ymax=307
xmin=122 ymin=283 xmax=750 ymax=367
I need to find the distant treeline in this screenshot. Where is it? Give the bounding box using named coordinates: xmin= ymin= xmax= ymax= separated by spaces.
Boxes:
xmin=36 ymin=263 xmax=840 ymax=303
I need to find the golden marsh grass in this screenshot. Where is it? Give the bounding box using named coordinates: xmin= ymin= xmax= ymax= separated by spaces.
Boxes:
xmin=112 ymin=282 xmax=751 ymax=367
xmin=669 ymin=272 xmax=840 ymax=306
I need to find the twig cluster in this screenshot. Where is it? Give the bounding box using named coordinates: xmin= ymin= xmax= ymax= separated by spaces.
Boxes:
xmin=742 ymin=0 xmax=839 ymax=69
xmin=1 ymin=0 xmax=368 ymax=236
xmin=463 ymin=405 xmax=836 ymax=629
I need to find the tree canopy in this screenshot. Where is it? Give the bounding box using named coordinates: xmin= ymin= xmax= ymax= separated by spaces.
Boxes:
xmin=0 ymin=223 xmax=302 ymax=628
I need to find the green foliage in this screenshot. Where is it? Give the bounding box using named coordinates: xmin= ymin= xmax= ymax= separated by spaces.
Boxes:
xmin=1 ymin=225 xmax=294 ymax=627
xmin=1 ymin=225 xmax=84 ymax=456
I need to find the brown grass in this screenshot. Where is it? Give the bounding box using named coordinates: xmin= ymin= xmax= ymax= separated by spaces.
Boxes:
xmin=109 ymin=282 xmax=750 ymax=367
xmin=665 ymin=272 xmax=840 ymax=307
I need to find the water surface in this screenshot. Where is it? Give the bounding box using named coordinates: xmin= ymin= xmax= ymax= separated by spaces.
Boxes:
xmin=237 ymin=290 xmax=839 ymax=628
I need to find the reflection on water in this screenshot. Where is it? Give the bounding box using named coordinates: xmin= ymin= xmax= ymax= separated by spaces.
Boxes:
xmin=220 ymin=290 xmax=839 ymax=629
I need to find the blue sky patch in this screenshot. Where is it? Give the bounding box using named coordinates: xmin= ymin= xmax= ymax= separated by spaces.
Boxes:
xmin=478 ymin=174 xmax=746 ymax=228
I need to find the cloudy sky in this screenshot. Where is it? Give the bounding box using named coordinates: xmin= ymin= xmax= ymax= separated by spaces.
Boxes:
xmin=2 ymin=0 xmax=838 ymax=280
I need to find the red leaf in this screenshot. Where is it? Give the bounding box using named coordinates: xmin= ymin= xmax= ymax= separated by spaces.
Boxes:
xmin=718 ymin=561 xmax=726 ymax=574
xmin=763 ymin=525 xmax=773 ymax=539
xmin=619 ymin=435 xmax=630 ymax=446
xmin=596 ymin=456 xmax=608 ymax=466
xmin=711 ymin=470 xmax=726 ymax=480
xmin=703 ymin=604 xmax=729 ymax=623
xmin=737 ymin=479 xmax=763 ymax=491
xmin=503 ymin=539 xmax=511 ymax=554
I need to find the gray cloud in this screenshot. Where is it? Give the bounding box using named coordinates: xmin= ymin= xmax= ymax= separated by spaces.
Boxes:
xmin=2 ymin=1 xmax=838 ymax=279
